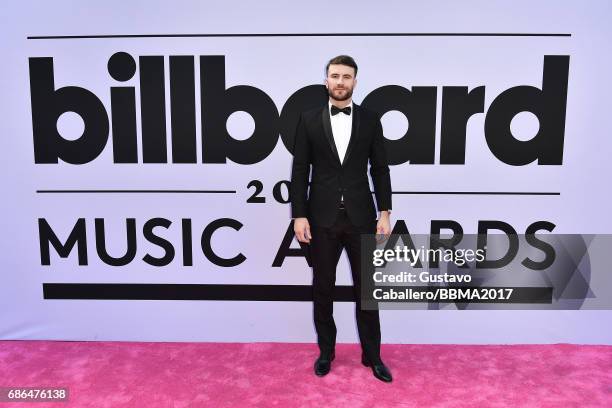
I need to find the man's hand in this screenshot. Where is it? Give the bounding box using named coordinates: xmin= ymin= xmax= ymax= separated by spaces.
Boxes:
xmin=294 ymin=217 xmax=312 ymax=243
xmin=377 ymin=211 xmax=391 ymax=236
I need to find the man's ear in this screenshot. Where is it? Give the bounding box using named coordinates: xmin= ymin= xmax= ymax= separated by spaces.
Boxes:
xmin=324 ymin=78 xmax=329 ymax=89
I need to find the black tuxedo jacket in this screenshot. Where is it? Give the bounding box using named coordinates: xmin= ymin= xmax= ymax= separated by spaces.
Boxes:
xmin=290 ymin=103 xmax=392 ymax=227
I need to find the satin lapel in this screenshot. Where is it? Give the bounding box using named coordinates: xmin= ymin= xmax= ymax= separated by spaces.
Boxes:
xmin=321 ymin=106 xmax=341 ymax=166
xmin=342 ymin=103 xmax=360 ymax=167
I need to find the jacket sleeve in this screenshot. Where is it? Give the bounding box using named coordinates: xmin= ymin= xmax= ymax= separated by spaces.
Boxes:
xmin=369 ymin=118 xmax=392 ymax=212
xmin=290 ymin=113 xmax=311 ymax=218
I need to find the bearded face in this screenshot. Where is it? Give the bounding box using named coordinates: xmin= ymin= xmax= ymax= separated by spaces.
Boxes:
xmin=326 ymin=64 xmax=356 ymax=103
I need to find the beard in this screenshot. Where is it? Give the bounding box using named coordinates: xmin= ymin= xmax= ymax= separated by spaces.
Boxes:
xmin=328 ymin=86 xmax=353 ymax=101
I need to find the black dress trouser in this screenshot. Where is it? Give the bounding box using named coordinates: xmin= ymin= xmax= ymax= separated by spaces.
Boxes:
xmin=309 ymin=204 xmax=382 ymax=365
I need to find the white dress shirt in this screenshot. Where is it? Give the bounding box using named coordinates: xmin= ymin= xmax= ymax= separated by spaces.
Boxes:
xmin=329 ymin=101 xmax=353 ymax=202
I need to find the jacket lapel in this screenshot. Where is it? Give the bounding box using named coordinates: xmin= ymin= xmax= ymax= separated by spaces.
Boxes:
xmin=321 ymin=103 xmax=361 ymax=167
xmin=321 ymin=106 xmax=341 ymax=165
xmin=343 ymin=103 xmax=360 ymax=166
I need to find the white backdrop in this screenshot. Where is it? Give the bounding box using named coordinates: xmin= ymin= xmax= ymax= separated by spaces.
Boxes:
xmin=1 ymin=0 xmax=611 ymax=343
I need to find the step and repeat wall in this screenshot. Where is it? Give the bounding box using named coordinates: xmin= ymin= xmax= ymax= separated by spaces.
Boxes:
xmin=1 ymin=0 xmax=611 ymax=343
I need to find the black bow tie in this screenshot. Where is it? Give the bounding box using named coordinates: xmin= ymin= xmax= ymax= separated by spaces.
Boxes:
xmin=331 ymin=105 xmax=351 ymax=116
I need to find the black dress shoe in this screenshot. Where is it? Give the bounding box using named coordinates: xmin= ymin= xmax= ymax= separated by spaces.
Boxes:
xmin=361 ymin=354 xmax=393 ymax=382
xmin=314 ymin=352 xmax=335 ymax=377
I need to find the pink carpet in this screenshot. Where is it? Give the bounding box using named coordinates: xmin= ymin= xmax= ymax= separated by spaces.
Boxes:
xmin=0 ymin=341 xmax=610 ymax=407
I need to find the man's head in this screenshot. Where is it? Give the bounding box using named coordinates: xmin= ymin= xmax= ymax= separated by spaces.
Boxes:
xmin=325 ymin=55 xmax=358 ymax=103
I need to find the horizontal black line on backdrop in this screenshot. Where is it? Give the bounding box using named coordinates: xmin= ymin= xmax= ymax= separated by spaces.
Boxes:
xmin=42 ymin=283 xmax=554 ymax=302
xmin=27 ymin=32 xmax=572 ymax=40
xmin=35 ymin=190 xmax=559 ymax=196
xmin=36 ymin=190 xmax=236 ymax=194
xmin=43 ymin=283 xmax=355 ymax=301
xmin=393 ymin=191 xmax=560 ymax=196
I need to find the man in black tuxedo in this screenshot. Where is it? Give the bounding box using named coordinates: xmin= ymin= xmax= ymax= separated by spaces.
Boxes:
xmin=290 ymin=55 xmax=393 ymax=382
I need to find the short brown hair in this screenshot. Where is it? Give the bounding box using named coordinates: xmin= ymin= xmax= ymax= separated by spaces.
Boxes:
xmin=325 ymin=55 xmax=358 ymax=77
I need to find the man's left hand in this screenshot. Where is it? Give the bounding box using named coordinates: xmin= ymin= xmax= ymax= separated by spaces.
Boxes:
xmin=377 ymin=211 xmax=391 ymax=236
